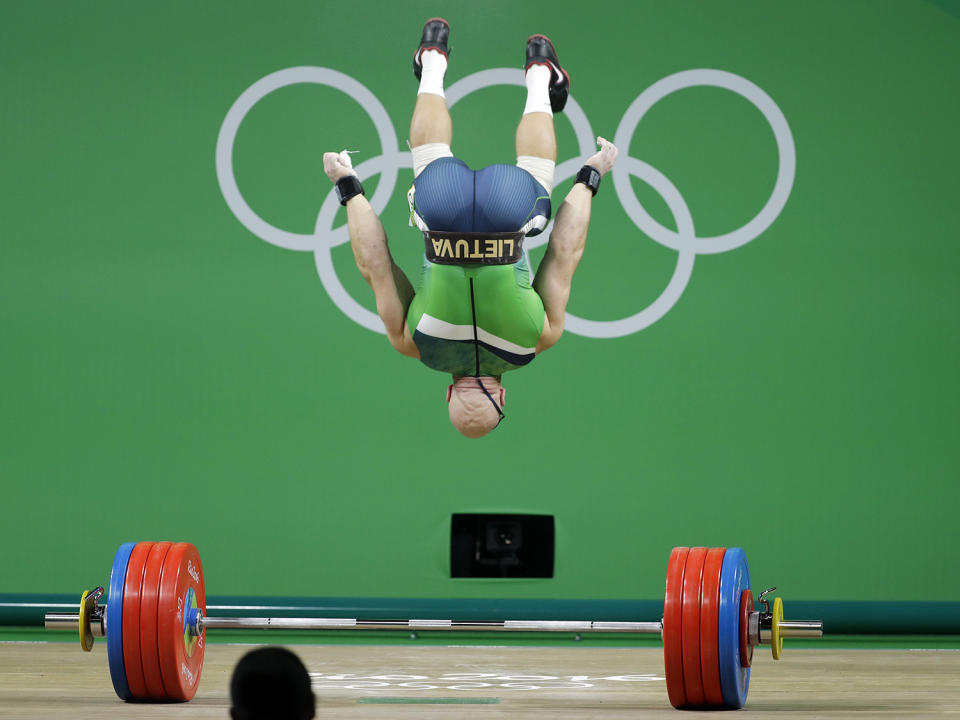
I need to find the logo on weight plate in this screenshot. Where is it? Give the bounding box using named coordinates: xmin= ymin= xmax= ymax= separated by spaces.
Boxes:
xmin=216 ymin=67 xmax=795 ymax=339
xmin=187 ymin=559 xmax=200 ymax=584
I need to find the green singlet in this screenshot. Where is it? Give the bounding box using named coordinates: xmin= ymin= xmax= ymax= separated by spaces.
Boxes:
xmin=406 ymin=256 xmax=545 ymax=376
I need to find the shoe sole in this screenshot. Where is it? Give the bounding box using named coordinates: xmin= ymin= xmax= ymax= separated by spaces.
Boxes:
xmin=420 ymin=17 xmax=450 ymax=54
xmin=525 ymin=34 xmax=569 ymax=87
xmin=414 ymin=18 xmax=451 ymax=80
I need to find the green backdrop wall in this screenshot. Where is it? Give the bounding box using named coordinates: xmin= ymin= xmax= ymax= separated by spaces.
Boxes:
xmin=2 ymin=1 xmax=958 ymax=614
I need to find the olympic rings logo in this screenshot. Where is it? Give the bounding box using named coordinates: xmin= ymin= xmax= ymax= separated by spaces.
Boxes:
xmin=216 ymin=67 xmax=795 ymax=339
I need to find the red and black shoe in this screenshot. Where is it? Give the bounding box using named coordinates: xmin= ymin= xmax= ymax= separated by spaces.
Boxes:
xmin=413 ymin=17 xmax=450 ymax=81
xmin=525 ymin=34 xmax=570 ymax=113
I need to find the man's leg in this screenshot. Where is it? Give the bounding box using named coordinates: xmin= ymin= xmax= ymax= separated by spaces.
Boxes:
xmin=519 ymin=37 xmax=619 ymax=352
xmin=411 ymin=18 xmax=453 ymax=176
xmin=516 ymin=34 xmax=570 ymax=192
xmin=410 ymin=94 xmax=451 ymax=151
xmin=516 ymin=65 xmax=557 ymax=169
xmin=514 ymin=35 xmax=573 ymax=350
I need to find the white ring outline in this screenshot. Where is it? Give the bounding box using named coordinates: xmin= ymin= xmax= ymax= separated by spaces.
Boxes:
xmin=215 ymin=66 xmax=795 ymax=338
xmin=215 ymin=67 xmax=401 ymax=253
xmin=612 ymin=69 xmax=796 ymax=255
xmin=566 ymin=156 xmax=697 ymax=338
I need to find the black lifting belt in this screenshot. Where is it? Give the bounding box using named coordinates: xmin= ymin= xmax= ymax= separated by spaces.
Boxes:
xmin=424 ymin=230 xmax=524 ymax=266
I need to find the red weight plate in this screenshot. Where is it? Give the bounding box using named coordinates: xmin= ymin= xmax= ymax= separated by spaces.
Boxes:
xmin=699 ymin=547 xmax=726 ymax=706
xmin=139 ymin=541 xmax=172 ymax=700
xmin=663 ymin=547 xmax=689 ymax=709
xmin=681 ymin=547 xmax=708 ymax=706
xmin=739 ymin=589 xmax=754 ymax=668
xmin=121 ymin=542 xmax=154 ymax=700
xmin=157 ymin=543 xmax=206 ymax=701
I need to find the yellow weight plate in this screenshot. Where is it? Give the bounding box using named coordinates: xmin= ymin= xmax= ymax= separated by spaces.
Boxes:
xmin=79 ymin=590 xmax=93 ymax=652
xmin=771 ymin=596 xmax=784 ymax=660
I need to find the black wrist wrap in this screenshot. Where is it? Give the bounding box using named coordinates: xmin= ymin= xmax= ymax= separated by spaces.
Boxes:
xmin=575 ymin=164 xmax=601 ymax=196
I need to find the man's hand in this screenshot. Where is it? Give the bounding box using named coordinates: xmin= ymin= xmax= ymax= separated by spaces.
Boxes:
xmin=585 ymin=136 xmax=618 ymax=176
xmin=323 ymin=150 xmax=359 ymax=183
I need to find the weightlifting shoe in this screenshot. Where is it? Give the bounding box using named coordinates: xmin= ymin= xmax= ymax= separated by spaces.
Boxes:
xmin=525 ymin=34 xmax=570 ymax=113
xmin=413 ymin=17 xmax=450 ymax=81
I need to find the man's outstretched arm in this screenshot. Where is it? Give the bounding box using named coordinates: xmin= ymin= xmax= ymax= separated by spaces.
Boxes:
xmin=533 ymin=137 xmax=618 ymax=352
xmin=323 ymin=152 xmax=419 ymax=358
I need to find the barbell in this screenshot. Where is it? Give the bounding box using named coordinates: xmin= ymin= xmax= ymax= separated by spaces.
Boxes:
xmin=44 ymin=541 xmax=822 ymax=709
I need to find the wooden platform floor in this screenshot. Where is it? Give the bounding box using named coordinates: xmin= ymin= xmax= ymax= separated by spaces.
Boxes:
xmin=1 ymin=642 xmax=958 ymax=718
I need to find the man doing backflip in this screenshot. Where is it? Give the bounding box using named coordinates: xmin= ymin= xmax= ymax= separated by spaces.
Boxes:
xmin=323 ymin=18 xmax=618 ymax=438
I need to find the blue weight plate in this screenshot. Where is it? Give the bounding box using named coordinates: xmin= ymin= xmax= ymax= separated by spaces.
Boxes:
xmin=718 ymin=547 xmax=751 ymax=708
xmin=106 ymin=542 xmax=136 ymax=701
